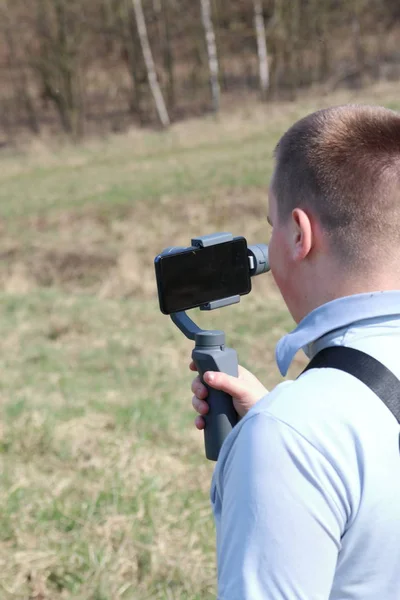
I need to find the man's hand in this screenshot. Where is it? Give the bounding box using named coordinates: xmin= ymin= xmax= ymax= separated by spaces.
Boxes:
xmin=190 ymin=361 xmax=268 ymax=430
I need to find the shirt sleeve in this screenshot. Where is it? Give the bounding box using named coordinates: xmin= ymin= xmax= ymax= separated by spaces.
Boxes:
xmin=216 ymin=412 xmax=348 ymax=600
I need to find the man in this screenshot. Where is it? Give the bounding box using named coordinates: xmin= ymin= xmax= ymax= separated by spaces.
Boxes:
xmin=190 ymin=105 xmax=400 ymax=599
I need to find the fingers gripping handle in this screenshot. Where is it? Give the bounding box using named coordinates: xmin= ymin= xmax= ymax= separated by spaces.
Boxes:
xmin=192 ymin=336 xmax=239 ymax=461
xmin=201 ymin=383 xmax=239 ymax=461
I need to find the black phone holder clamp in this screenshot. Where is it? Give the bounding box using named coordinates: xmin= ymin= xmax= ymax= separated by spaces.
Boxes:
xmin=171 ymin=232 xmax=269 ymax=461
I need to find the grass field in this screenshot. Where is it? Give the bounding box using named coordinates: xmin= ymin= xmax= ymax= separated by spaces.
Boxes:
xmin=0 ymin=82 xmax=399 ymax=599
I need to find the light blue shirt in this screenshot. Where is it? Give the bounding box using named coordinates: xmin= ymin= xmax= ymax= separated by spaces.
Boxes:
xmin=212 ymin=291 xmax=400 ymax=599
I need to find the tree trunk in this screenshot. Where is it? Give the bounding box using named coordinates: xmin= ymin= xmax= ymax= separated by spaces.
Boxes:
xmin=315 ymin=0 xmax=331 ymax=82
xmin=132 ymin=0 xmax=170 ymax=128
xmin=212 ymin=0 xmax=227 ymax=92
xmin=253 ymin=0 xmax=269 ymax=101
xmin=33 ymin=0 xmax=84 ymax=138
xmin=120 ymin=0 xmax=146 ymax=121
xmin=200 ymin=0 xmax=220 ymax=113
xmin=161 ymin=0 xmax=175 ymax=111
xmin=288 ymin=0 xmax=300 ymax=96
xmin=352 ymin=0 xmax=365 ymax=73
xmin=1 ymin=4 xmax=40 ymax=134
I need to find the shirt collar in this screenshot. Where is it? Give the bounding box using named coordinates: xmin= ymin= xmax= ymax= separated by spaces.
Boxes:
xmin=276 ymin=291 xmax=400 ymax=376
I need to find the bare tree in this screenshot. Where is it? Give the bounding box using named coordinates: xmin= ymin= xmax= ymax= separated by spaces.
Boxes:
xmin=314 ymin=0 xmax=331 ymax=82
xmin=288 ymin=0 xmax=301 ymax=95
xmin=161 ymin=0 xmax=175 ymax=111
xmin=116 ymin=0 xmax=147 ymax=121
xmin=32 ymin=0 xmax=85 ymax=137
xmin=200 ymin=0 xmax=220 ymax=112
xmin=0 ymin=2 xmax=40 ymax=134
xmin=253 ymin=0 xmax=269 ymax=101
xmin=132 ymin=0 xmax=170 ymax=127
xmin=352 ymin=0 xmax=366 ymax=73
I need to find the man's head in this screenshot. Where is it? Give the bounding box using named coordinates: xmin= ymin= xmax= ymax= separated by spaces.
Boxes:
xmin=268 ymin=104 xmax=400 ymax=323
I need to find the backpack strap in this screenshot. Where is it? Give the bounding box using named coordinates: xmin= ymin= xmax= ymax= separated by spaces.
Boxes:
xmin=302 ymin=346 xmax=400 ymax=424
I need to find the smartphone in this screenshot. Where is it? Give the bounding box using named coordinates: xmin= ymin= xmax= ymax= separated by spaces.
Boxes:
xmin=155 ymin=237 xmax=251 ymax=314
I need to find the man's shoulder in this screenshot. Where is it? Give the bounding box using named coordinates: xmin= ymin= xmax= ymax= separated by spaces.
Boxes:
xmin=253 ymin=367 xmax=358 ymax=424
xmin=215 ymin=370 xmax=364 ymax=521
xmin=255 ymin=364 xmax=394 ymax=423
xmin=246 ymin=364 xmax=396 ymax=460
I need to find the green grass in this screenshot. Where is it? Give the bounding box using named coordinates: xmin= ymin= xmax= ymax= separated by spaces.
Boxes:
xmin=0 ymin=82 xmax=398 ymax=598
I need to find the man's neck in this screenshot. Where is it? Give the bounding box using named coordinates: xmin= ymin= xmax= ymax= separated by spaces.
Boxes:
xmin=298 ymin=263 xmax=400 ymax=323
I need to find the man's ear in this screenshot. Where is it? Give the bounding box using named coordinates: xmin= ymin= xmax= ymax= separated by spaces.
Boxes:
xmin=291 ymin=208 xmax=313 ymax=262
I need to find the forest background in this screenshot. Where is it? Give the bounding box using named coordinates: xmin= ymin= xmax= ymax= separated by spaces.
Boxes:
xmin=1 ymin=0 xmax=400 ymax=141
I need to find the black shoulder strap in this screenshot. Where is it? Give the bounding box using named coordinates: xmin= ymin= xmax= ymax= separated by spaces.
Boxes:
xmin=302 ymin=346 xmax=400 ymax=424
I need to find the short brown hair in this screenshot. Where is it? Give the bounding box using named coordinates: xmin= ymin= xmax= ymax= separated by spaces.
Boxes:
xmin=272 ymin=105 xmax=400 ymax=265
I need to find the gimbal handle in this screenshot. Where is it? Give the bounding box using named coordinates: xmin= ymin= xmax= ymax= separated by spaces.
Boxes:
xmin=171 ymin=312 xmax=239 ymax=460
xmin=192 ymin=331 xmax=239 ymax=461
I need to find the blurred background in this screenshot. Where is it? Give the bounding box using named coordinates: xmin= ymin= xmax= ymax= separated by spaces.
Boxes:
xmin=1 ymin=0 xmax=400 ymax=138
xmin=0 ymin=1 xmax=399 ymax=599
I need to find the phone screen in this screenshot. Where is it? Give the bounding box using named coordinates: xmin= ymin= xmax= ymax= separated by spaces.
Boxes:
xmin=155 ymin=237 xmax=251 ymax=314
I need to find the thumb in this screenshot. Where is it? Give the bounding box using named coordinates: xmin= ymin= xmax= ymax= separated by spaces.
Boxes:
xmin=203 ymin=371 xmax=250 ymax=400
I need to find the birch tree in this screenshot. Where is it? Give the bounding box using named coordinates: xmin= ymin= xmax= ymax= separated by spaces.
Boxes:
xmin=132 ymin=0 xmax=170 ymax=127
xmin=200 ymin=0 xmax=220 ymax=113
xmin=253 ymin=0 xmax=269 ymax=100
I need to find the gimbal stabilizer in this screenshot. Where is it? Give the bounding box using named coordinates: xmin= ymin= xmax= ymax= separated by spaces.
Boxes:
xmin=165 ymin=232 xmax=270 ymax=461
